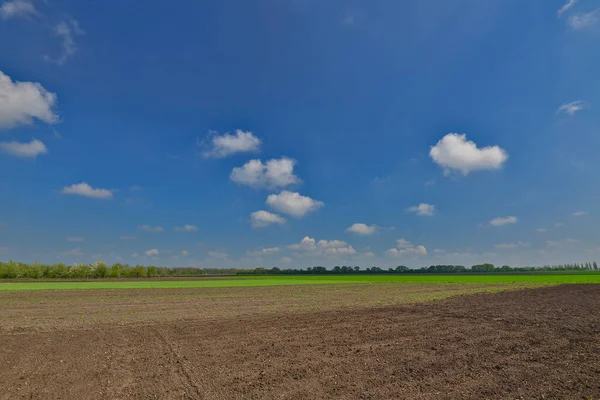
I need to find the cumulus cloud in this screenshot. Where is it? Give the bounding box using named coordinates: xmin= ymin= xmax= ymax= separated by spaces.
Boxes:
xmin=44 ymin=19 xmax=84 ymax=66
xmin=346 ymin=223 xmax=377 ymax=236
xmin=250 ymin=210 xmax=286 ymax=228
xmin=67 ymin=237 xmax=84 ymax=242
xmin=61 ymin=182 xmax=113 ymax=199
xmin=208 ymin=251 xmax=229 ymax=259
xmin=386 ymin=238 xmax=427 ymax=256
xmin=0 ymin=71 xmax=58 ymax=129
xmin=407 ymin=203 xmax=435 ymax=216
xmin=247 ymin=247 xmax=281 ymax=257
xmin=568 ymin=11 xmax=598 ymax=30
xmin=0 ymin=0 xmax=37 ymax=19
xmin=318 ymin=240 xmax=349 ymax=248
xmin=145 ymin=249 xmax=159 ymax=256
xmin=0 ymin=139 xmax=47 ymax=158
xmin=490 ymin=216 xmax=517 ymax=227
xmin=557 ymin=0 xmax=577 ymax=16
xmin=266 ymin=191 xmax=324 ymax=218
xmin=430 ymin=133 xmax=508 ymax=175
xmin=557 ymin=100 xmax=589 ymax=116
xmin=174 ymin=224 xmax=198 ymax=232
xmin=138 ymin=225 xmax=164 ymax=233
xmin=572 ymin=211 xmax=588 ymax=217
xmin=280 ymin=256 xmax=293 ymax=263
xmin=230 ymin=157 xmax=299 ymax=189
xmin=288 ymin=236 xmax=317 ymax=251
xmin=494 ymin=241 xmax=530 ymax=249
xmin=203 ymin=130 xmax=260 ymax=158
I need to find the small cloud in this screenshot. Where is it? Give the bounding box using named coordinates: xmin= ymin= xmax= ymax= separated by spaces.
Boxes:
xmin=138 ymin=225 xmax=164 ymax=233
xmin=396 ymin=238 xmax=413 ymax=248
xmin=67 ymin=236 xmax=84 ymax=242
xmin=0 ymin=138 xmax=47 ymax=158
xmin=536 ymin=228 xmax=547 ymax=233
xmin=202 ymin=130 xmax=260 ymax=158
xmin=346 ymin=223 xmax=377 ymax=236
xmin=280 ymin=256 xmax=293 ymax=264
xmin=557 ymin=0 xmax=577 ymax=17
xmin=129 ymin=185 xmax=142 ymax=192
xmin=430 ymin=133 xmax=508 ymax=175
xmin=572 ymin=211 xmax=588 ymax=217
xmin=546 ymin=238 xmax=579 ymax=247
xmin=364 ymin=252 xmax=375 ymax=257
xmin=0 ymin=71 xmax=58 ymax=129
xmin=119 ymin=235 xmax=136 ymax=240
xmin=132 ymin=252 xmax=139 ymax=258
xmin=61 ymin=182 xmax=113 ymax=199
xmin=490 ymin=216 xmax=517 ymax=227
xmin=407 ymin=203 xmax=436 ymax=217
xmin=174 ymin=224 xmax=198 ymax=232
xmin=494 ymin=241 xmax=530 ymax=249
xmin=247 ymin=247 xmax=281 ymax=257
xmin=387 ymin=239 xmax=427 ymax=256
xmin=250 ymin=210 xmax=286 ymax=228
xmin=568 ymin=10 xmax=598 ymax=30
xmin=181 ymin=250 xmax=189 ymax=256
xmin=0 ymin=0 xmax=37 ymax=19
xmin=63 ymin=248 xmax=83 ymax=256
xmin=266 ymin=191 xmax=324 ymax=218
xmin=555 ymin=222 xmax=564 ymax=227
xmin=288 ymin=236 xmax=317 ymax=251
xmin=208 ymin=251 xmax=229 ymax=259
xmin=343 ymin=15 xmax=354 ymax=25
xmin=424 ymin=179 xmax=436 ymax=187
xmin=556 ymin=100 xmax=589 ymax=116
xmin=45 ymin=19 xmax=84 ymax=66
xmin=230 ymin=158 xmax=300 ymax=189
xmin=145 ymin=248 xmax=159 ymax=257
xmin=318 ymin=240 xmax=349 ymax=248
xmin=434 ymin=249 xmax=445 ymax=253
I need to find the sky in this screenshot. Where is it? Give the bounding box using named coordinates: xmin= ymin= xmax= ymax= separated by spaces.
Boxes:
xmin=0 ymin=0 xmax=599 ymax=269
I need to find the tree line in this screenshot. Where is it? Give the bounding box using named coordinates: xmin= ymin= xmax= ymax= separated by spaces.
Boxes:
xmin=0 ymin=260 xmax=597 ymax=279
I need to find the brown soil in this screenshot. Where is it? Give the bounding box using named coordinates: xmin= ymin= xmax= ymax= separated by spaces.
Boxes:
xmin=1 ymin=284 xmax=599 ymax=399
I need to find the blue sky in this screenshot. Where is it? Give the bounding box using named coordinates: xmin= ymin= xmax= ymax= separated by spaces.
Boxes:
xmin=1 ymin=0 xmax=599 ymax=268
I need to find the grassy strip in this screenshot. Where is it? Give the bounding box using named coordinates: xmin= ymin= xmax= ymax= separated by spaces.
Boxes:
xmin=0 ymin=273 xmax=599 ymax=291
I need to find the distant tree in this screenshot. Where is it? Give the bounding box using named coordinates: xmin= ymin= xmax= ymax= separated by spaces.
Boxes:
xmin=147 ymin=266 xmax=158 ymax=277
xmin=110 ymin=263 xmax=123 ymax=278
xmin=594 ymin=261 xmax=598 ymax=271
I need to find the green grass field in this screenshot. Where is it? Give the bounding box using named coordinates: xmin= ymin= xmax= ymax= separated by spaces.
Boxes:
xmin=1 ymin=272 xmax=599 ymax=291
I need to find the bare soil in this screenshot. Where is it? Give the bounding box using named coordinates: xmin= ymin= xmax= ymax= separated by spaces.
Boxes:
xmin=0 ymin=284 xmax=599 ymax=399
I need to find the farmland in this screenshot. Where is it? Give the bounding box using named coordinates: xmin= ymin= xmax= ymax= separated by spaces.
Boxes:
xmin=0 ymin=276 xmax=599 ymax=399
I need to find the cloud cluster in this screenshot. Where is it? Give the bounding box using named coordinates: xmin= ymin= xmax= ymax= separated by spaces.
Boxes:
xmin=145 ymin=249 xmax=159 ymax=257
xmin=568 ymin=10 xmax=598 ymax=30
xmin=266 ymin=191 xmax=323 ymax=218
xmin=386 ymin=238 xmax=427 ymax=256
xmin=203 ymin=130 xmax=261 ymax=158
xmin=174 ymin=224 xmax=198 ymax=232
xmin=250 ymin=210 xmax=286 ymax=228
xmin=0 ymin=0 xmax=37 ymax=19
xmin=556 ymin=100 xmax=589 ymax=116
xmin=430 ymin=133 xmax=508 ymax=175
xmin=407 ymin=203 xmax=435 ymax=216
xmin=346 ymin=223 xmax=377 ymax=236
xmin=61 ymin=183 xmax=113 ymax=199
xmin=0 ymin=139 xmax=47 ymax=158
xmin=230 ymin=158 xmax=299 ymax=189
xmin=490 ymin=216 xmax=518 ymax=227
xmin=0 ymin=71 xmax=58 ymax=129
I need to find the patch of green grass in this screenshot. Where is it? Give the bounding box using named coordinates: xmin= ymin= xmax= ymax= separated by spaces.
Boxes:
xmin=0 ymin=272 xmax=599 ymax=291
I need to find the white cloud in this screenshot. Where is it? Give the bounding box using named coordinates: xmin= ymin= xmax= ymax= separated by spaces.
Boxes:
xmin=280 ymin=256 xmax=293 ymax=263
xmin=208 ymin=251 xmax=229 ymax=259
xmin=67 ymin=237 xmax=84 ymax=242
xmin=407 ymin=203 xmax=436 ymax=216
xmin=247 ymin=247 xmax=281 ymax=256
xmin=387 ymin=239 xmax=427 ymax=256
xmin=132 ymin=252 xmax=139 ymax=258
xmin=174 ymin=224 xmax=198 ymax=232
xmin=0 ymin=139 xmax=47 ymax=158
xmin=364 ymin=252 xmax=375 ymax=257
xmin=557 ymin=0 xmax=577 ymax=16
xmin=266 ymin=191 xmax=324 ymax=218
xmin=547 ymin=238 xmax=579 ymax=247
xmin=555 ymin=222 xmax=564 ymax=227
xmin=494 ymin=241 xmax=530 ymax=249
xmin=145 ymin=248 xmax=159 ymax=257
xmin=536 ymin=228 xmax=547 ymax=233
xmin=138 ymin=225 xmax=164 ymax=233
xmin=250 ymin=210 xmax=286 ymax=228
xmin=0 ymin=0 xmax=36 ymax=19
xmin=318 ymin=240 xmax=349 ymax=248
xmin=61 ymin=182 xmax=113 ymax=199
xmin=119 ymin=236 xmax=136 ymax=240
xmin=230 ymin=157 xmax=299 ymax=189
xmin=490 ymin=216 xmax=517 ymax=227
xmin=556 ymin=100 xmax=589 ymax=116
xmin=288 ymin=236 xmax=317 ymax=251
xmin=63 ymin=247 xmax=83 ymax=256
xmin=203 ymin=129 xmax=260 ymax=158
xmin=396 ymin=238 xmax=413 ymax=248
xmin=430 ymin=133 xmax=508 ymax=175
xmin=325 ymin=245 xmax=356 ymax=255
xmin=566 ymin=238 xmax=579 ymax=243
xmin=568 ymin=11 xmax=598 ymax=30
xmin=346 ymin=223 xmax=377 ymax=236
xmin=45 ymin=20 xmax=84 ymax=66
xmin=0 ymin=71 xmax=58 ymax=129
xmin=424 ymin=179 xmax=436 ymax=187
xmin=572 ymin=211 xmax=588 ymax=217
xmin=181 ymin=250 xmax=189 ymax=256
xmin=434 ymin=249 xmax=445 ymax=253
